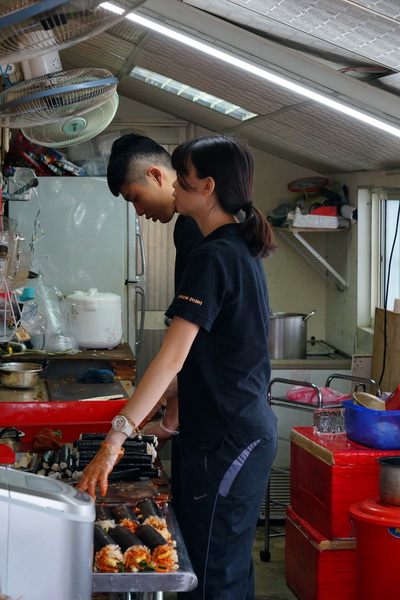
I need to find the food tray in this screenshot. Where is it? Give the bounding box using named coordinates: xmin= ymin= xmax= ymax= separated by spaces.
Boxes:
xmin=92 ymin=506 xmax=197 ymax=593
xmin=343 ymin=400 xmax=400 ymax=449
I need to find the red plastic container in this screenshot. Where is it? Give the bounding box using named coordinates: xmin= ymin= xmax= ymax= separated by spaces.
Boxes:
xmin=285 ymin=505 xmax=356 ymax=600
xmin=349 ymin=498 xmax=400 ymax=600
xmin=0 ymin=399 xmax=128 ymax=447
xmin=290 ymin=427 xmax=400 ymax=538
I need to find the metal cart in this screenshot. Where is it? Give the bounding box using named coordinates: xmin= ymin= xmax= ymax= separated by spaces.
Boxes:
xmin=259 ymin=372 xmax=380 ymax=562
xmin=92 ymin=505 xmax=197 ymax=599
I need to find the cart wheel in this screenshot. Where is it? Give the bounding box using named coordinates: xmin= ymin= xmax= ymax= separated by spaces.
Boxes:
xmin=259 ymin=549 xmax=271 ymax=562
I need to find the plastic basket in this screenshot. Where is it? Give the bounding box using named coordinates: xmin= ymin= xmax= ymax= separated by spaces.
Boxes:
xmin=343 ymin=399 xmax=400 ymax=450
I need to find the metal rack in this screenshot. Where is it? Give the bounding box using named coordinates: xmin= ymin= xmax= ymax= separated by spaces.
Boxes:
xmin=260 ymin=373 xmax=380 ymax=562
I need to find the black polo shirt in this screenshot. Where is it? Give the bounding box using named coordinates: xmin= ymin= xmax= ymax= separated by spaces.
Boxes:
xmin=166 ymin=223 xmax=274 ymax=450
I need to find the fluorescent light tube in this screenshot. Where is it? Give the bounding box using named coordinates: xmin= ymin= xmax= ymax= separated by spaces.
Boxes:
xmin=99 ymin=2 xmax=125 ymax=15
xmin=100 ymin=3 xmax=400 ymax=138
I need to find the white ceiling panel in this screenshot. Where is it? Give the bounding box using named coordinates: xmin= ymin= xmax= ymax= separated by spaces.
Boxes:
xmin=183 ymin=0 xmax=400 ymax=69
xmin=25 ymin=0 xmax=400 ymax=173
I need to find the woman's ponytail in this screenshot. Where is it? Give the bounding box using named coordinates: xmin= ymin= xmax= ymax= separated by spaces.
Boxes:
xmin=240 ymin=205 xmax=277 ymax=258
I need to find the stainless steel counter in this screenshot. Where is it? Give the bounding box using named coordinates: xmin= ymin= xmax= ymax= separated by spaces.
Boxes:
xmin=92 ymin=506 xmax=198 ymax=596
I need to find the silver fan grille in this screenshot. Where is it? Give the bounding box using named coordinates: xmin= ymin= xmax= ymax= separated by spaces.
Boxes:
xmin=0 ymin=67 xmax=118 ymax=127
xmin=0 ymin=0 xmax=146 ymax=64
xmin=21 ymin=91 xmax=119 ymax=147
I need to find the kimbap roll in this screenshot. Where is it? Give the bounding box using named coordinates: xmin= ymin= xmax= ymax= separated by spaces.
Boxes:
xmin=136 ymin=498 xmax=163 ymax=520
xmin=111 ymin=505 xmax=141 ymax=533
xmin=93 ymin=524 xmax=124 ymax=573
xmin=95 ymin=505 xmax=116 ymax=532
xmin=135 ymin=524 xmax=178 ymax=572
xmin=108 ymin=525 xmax=152 ymax=572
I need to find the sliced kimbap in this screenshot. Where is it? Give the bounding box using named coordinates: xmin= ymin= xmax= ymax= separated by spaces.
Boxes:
xmin=136 ymin=498 xmax=163 ymax=520
xmin=93 ymin=523 xmax=124 ymax=573
xmin=111 ymin=505 xmax=140 ymax=533
xmin=108 ymin=525 xmax=152 ymax=572
xmin=135 ymin=524 xmax=178 ymax=572
xmin=95 ymin=505 xmax=116 ymax=532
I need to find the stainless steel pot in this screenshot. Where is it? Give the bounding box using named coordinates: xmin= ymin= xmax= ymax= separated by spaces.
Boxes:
xmin=0 ymin=427 xmax=25 ymax=452
xmin=378 ymin=456 xmax=400 ymax=506
xmin=0 ymin=362 xmax=44 ymax=389
xmin=269 ymin=310 xmax=316 ymax=359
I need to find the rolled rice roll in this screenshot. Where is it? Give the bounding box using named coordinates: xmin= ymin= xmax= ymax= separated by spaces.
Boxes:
xmin=136 ymin=498 xmax=163 ymax=521
xmin=143 ymin=516 xmax=171 ymax=542
xmin=95 ymin=505 xmax=116 ymax=532
xmin=134 ymin=524 xmax=168 ymax=551
xmin=93 ymin=524 xmax=124 ymax=573
xmin=135 ymin=525 xmax=178 ymax=572
xmin=108 ymin=525 xmax=152 ymax=572
xmin=111 ymin=505 xmax=140 ymax=533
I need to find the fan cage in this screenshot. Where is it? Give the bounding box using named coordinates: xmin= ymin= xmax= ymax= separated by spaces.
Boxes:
xmin=21 ymin=92 xmax=119 ymax=147
xmin=0 ymin=68 xmax=118 ymax=128
xmin=0 ymin=0 xmax=146 ymax=64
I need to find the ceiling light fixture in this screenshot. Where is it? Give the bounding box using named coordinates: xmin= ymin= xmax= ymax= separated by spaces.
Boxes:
xmin=101 ymin=3 xmax=400 ymax=138
xmin=130 ymin=66 xmax=257 ymax=121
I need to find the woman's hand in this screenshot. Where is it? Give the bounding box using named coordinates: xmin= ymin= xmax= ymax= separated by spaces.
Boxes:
xmin=76 ymin=441 xmax=124 ymax=499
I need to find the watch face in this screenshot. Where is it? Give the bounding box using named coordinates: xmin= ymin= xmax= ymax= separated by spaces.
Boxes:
xmin=113 ymin=415 xmax=127 ymax=430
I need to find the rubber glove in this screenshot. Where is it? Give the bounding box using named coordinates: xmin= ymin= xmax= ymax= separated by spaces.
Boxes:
xmin=77 ymin=441 xmax=124 ymax=499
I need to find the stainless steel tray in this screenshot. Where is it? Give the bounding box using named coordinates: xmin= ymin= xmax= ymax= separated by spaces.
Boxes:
xmin=92 ymin=506 xmax=198 ymax=594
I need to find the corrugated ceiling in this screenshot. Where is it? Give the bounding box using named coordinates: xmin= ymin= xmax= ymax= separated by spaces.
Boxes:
xmin=30 ymin=0 xmax=400 ymax=172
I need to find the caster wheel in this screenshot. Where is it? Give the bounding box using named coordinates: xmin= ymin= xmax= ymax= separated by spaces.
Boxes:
xmin=259 ymin=549 xmax=271 ymax=562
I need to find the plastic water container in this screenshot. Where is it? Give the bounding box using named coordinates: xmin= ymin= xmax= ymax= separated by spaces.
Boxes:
xmin=343 ymin=399 xmax=400 ymax=449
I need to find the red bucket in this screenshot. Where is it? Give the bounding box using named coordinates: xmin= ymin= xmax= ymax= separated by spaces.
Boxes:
xmin=349 ymin=498 xmax=400 ymax=600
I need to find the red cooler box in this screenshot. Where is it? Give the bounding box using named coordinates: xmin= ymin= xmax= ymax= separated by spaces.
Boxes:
xmin=290 ymin=427 xmax=400 ymax=539
xmin=285 ymin=505 xmax=356 ymax=600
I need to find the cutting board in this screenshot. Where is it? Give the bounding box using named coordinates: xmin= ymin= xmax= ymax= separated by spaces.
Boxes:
xmin=372 ymin=307 xmax=400 ymax=392
xmin=95 ymin=478 xmax=161 ymax=504
xmin=46 ymin=377 xmax=130 ymax=402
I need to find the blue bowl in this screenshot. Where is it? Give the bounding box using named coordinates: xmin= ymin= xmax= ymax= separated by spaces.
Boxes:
xmin=343 ymin=399 xmax=400 ymax=450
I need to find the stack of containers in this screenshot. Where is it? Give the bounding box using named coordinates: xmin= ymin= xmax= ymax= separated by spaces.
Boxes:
xmin=346 ymin=391 xmax=400 ymax=600
xmin=286 ymin=426 xmax=400 ymax=600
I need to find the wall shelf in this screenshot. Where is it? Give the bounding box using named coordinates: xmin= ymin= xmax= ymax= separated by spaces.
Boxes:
xmin=274 ymin=227 xmax=349 ymax=288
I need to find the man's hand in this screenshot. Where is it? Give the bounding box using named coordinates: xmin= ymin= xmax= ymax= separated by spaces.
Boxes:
xmin=141 ymin=418 xmax=178 ymax=450
xmin=76 ymin=441 xmax=124 ymax=499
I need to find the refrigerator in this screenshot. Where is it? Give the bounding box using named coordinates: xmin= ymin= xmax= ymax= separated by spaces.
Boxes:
xmin=8 ymin=176 xmax=146 ymax=361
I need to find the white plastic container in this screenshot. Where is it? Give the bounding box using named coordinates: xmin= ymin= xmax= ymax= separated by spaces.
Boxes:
xmin=66 ymin=288 xmax=122 ymax=349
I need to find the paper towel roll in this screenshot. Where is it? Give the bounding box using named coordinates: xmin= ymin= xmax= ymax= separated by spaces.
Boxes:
xmin=393 ymin=298 xmax=400 ymax=313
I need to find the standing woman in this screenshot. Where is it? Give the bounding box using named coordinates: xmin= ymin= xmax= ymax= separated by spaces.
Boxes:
xmin=77 ymin=134 xmax=278 ymax=600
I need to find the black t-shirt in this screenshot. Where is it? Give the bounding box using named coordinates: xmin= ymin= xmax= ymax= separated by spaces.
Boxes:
xmin=173 ymin=215 xmax=203 ymax=290
xmin=166 ymin=223 xmax=275 ymax=449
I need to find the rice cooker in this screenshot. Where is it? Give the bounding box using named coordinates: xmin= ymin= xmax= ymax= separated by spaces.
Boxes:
xmin=66 ymin=288 xmax=122 ymax=349
xmin=0 ymin=467 xmax=95 ymax=600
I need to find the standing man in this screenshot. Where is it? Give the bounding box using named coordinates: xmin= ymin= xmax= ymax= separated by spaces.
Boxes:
xmin=106 ymin=133 xmax=204 ymax=510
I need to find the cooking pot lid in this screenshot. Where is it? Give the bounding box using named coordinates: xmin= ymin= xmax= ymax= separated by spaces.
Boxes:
xmin=0 ymin=427 xmax=25 ymax=439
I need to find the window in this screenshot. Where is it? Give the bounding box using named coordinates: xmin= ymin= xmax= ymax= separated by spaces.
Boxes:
xmin=358 ymin=188 xmax=400 ymax=329
xmin=381 ymin=196 xmax=400 ymax=312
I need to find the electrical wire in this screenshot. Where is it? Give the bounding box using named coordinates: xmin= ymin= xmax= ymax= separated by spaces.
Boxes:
xmin=379 ymin=200 xmax=400 ymax=386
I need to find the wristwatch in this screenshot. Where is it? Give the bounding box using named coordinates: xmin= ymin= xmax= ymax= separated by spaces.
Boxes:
xmin=111 ymin=414 xmax=134 ymax=437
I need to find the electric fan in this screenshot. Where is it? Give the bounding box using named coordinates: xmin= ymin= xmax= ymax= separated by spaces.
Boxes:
xmin=21 ymin=91 xmax=119 ymax=147
xmin=0 ymin=0 xmax=146 ymax=64
xmin=0 ymin=66 xmax=119 ymax=128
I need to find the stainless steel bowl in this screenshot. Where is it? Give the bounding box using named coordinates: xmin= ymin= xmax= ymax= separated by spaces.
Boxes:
xmin=0 ymin=362 xmax=44 ymax=389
